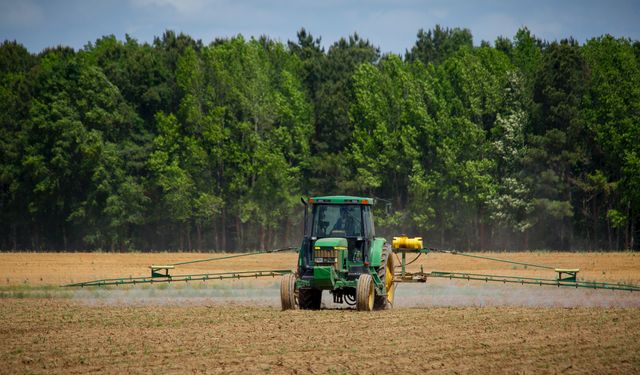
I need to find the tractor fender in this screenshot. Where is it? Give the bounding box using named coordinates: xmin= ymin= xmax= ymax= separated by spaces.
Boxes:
xmin=369 ymin=238 xmax=387 ymax=267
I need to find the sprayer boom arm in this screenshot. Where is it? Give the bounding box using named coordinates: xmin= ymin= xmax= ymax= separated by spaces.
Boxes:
xmin=63 ymin=247 xmax=297 ymax=288
xmin=391 ymin=244 xmax=640 ymax=292
xmin=64 ymin=269 xmax=293 ymax=288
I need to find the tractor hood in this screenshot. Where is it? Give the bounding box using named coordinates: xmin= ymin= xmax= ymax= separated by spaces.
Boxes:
xmin=314 ymin=237 xmax=348 ymax=250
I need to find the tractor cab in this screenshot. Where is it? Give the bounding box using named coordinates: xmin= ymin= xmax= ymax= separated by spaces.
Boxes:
xmin=305 ymin=196 xmax=375 ymax=267
xmin=307 ymin=196 xmax=374 ymax=237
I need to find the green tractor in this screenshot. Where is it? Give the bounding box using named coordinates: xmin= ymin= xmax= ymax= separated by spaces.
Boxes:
xmin=280 ymin=196 xmax=395 ymax=311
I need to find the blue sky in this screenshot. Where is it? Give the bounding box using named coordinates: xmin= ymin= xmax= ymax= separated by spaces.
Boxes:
xmin=1 ymin=0 xmax=639 ymax=54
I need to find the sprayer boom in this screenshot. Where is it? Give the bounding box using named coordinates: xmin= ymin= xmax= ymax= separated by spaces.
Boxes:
xmin=391 ymin=237 xmax=640 ymax=292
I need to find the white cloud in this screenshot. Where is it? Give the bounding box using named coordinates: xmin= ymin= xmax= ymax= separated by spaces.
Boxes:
xmin=430 ymin=8 xmax=448 ymax=19
xmin=0 ymin=0 xmax=44 ymax=27
xmin=471 ymin=12 xmax=521 ymax=42
xmin=130 ymin=0 xmax=209 ymax=15
xmin=525 ymin=20 xmax=564 ymax=40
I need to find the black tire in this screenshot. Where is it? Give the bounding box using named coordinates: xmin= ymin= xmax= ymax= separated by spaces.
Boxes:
xmin=280 ymin=273 xmax=297 ymax=310
xmin=298 ymin=288 xmax=322 ymax=310
xmin=374 ymin=244 xmax=394 ymax=310
xmin=356 ymin=274 xmax=374 ymax=311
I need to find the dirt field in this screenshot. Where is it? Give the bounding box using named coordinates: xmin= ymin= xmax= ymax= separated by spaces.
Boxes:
xmin=1 ymin=251 xmax=640 ymax=374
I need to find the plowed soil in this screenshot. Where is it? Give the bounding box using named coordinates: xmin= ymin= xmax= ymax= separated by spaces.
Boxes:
xmin=1 ymin=251 xmax=640 ymax=374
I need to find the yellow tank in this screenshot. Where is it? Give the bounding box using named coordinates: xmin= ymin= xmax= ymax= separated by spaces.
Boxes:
xmin=392 ymin=236 xmax=423 ymax=249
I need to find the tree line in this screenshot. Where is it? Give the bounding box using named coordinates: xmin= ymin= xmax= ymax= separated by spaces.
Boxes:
xmin=1 ymin=26 xmax=639 ymax=251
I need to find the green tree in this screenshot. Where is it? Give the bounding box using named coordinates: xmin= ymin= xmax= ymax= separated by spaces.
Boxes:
xmin=488 ymin=71 xmax=533 ymax=248
xmin=287 ymin=28 xmax=325 ymax=103
xmin=349 ymin=55 xmax=425 ymax=226
xmin=405 ymin=25 xmax=473 ymax=65
xmin=0 ymin=41 xmax=36 ymax=248
xmin=583 ymin=35 xmax=640 ymax=249
xmin=307 ymin=34 xmax=380 ymax=195
xmin=202 ymin=36 xmax=312 ymax=249
xmin=524 ymin=39 xmax=589 ymax=249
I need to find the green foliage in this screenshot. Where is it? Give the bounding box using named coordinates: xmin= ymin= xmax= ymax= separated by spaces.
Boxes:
xmin=406 ymin=25 xmax=473 ymax=65
xmin=306 ymin=33 xmax=380 ymax=195
xmin=1 ymin=27 xmax=640 ymax=251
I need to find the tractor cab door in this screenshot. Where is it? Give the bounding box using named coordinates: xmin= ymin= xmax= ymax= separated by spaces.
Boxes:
xmin=359 ymin=204 xmax=375 ymax=263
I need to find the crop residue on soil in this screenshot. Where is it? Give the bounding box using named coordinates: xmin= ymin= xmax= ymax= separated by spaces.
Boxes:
xmin=1 ymin=251 xmax=640 ymax=374
xmin=1 ymin=300 xmax=639 ymax=374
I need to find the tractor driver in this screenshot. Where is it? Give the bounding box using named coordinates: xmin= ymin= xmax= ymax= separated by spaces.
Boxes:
xmin=332 ymin=206 xmax=356 ymax=236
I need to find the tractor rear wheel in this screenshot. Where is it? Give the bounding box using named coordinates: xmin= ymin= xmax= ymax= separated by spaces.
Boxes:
xmin=374 ymin=244 xmax=395 ymax=310
xmin=356 ymin=274 xmax=374 ymax=311
xmin=298 ymin=288 xmax=322 ymax=310
xmin=280 ymin=273 xmax=297 ymax=310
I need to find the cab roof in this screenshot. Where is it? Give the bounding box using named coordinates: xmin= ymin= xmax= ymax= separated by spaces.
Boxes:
xmin=309 ymin=195 xmax=374 ymax=205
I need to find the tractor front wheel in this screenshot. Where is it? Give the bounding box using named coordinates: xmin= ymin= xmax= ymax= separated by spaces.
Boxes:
xmin=356 ymin=274 xmax=374 ymax=311
xmin=280 ymin=273 xmax=297 ymax=310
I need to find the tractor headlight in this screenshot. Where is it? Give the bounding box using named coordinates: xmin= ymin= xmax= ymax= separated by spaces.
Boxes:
xmin=316 ymin=257 xmax=323 ymax=263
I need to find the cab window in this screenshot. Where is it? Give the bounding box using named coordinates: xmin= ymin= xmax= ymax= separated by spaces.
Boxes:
xmin=363 ymin=205 xmax=375 ymax=237
xmin=312 ymin=204 xmax=363 ymax=237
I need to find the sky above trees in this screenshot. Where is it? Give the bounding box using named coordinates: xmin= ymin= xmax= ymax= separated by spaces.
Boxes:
xmin=1 ymin=0 xmax=639 ymax=54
